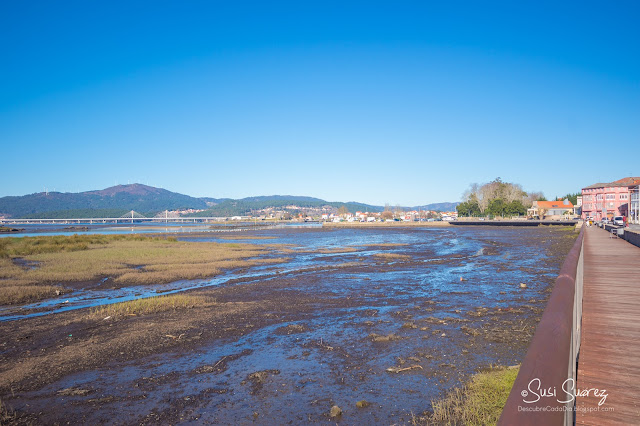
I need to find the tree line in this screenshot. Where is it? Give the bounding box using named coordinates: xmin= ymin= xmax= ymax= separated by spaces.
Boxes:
xmin=456 ymin=178 xmax=545 ymax=217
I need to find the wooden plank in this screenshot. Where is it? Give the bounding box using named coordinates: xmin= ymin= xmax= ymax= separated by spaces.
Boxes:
xmin=576 ymin=227 xmax=640 ymax=425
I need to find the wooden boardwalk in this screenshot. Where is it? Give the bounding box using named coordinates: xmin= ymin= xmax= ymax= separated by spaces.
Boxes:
xmin=576 ymin=227 xmax=640 ymax=424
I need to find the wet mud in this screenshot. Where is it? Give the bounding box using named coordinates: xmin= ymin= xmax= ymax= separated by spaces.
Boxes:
xmin=0 ymin=226 xmax=577 ymax=424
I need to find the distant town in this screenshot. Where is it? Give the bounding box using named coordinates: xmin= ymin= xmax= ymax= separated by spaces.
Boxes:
xmin=0 ymin=176 xmax=638 ymax=226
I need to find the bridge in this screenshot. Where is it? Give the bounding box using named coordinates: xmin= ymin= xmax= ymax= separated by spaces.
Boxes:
xmin=499 ymin=225 xmax=640 ymax=425
xmin=0 ymin=212 xmax=237 ymax=225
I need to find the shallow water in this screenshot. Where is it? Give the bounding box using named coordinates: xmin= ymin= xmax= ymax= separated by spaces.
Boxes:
xmin=1 ymin=226 xmax=558 ymax=322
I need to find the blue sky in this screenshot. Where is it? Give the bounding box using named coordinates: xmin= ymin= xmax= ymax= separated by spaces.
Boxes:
xmin=1 ymin=1 xmax=638 ymax=205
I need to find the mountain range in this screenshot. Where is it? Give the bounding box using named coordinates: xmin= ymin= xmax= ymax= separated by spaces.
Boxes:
xmin=0 ymin=184 xmax=459 ymax=218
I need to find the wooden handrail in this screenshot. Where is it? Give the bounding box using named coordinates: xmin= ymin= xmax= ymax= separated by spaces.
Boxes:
xmin=498 ymin=226 xmax=585 ymax=425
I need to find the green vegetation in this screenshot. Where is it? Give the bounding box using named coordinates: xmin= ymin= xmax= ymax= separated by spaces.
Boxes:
xmin=93 ymin=294 xmax=214 ymax=317
xmin=421 ymin=365 xmax=519 ymax=425
xmin=457 ymin=178 xmax=539 ymax=217
xmin=556 ymin=192 xmax=580 ymax=205
xmin=0 ymin=234 xmax=286 ymax=304
xmin=456 ymin=200 xmax=482 ymax=217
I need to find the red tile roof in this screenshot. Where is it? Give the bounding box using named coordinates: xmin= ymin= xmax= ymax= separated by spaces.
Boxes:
xmin=537 ymin=201 xmax=574 ymax=209
xmin=583 ymin=177 xmax=640 ymax=189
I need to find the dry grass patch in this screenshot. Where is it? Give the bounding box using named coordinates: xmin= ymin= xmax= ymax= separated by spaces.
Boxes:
xmin=93 ymin=294 xmax=215 ymax=318
xmin=317 ymin=247 xmax=359 ymax=254
xmin=373 ymin=253 xmax=412 ymax=261
xmin=0 ymin=283 xmax=63 ymax=305
xmin=0 ymin=235 xmax=286 ymax=304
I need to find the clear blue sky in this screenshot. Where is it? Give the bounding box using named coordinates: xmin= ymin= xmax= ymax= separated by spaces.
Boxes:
xmin=1 ymin=1 xmax=638 ymax=205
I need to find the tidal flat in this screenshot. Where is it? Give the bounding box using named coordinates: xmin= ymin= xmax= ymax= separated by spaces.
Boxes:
xmin=0 ymin=226 xmax=577 ymax=424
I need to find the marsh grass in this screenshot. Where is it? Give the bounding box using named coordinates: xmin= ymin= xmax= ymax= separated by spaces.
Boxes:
xmin=0 ymin=235 xmax=286 ymax=304
xmin=0 ymin=282 xmax=63 ymax=305
xmin=317 ymin=247 xmax=359 ymax=254
xmin=373 ymin=253 xmax=412 ymax=261
xmin=0 ymin=234 xmax=147 ymax=258
xmin=93 ymin=294 xmax=214 ymax=317
xmin=424 ymin=365 xmax=519 ymax=425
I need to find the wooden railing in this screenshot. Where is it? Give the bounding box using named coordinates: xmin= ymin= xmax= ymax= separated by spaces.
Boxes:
xmin=499 ymin=227 xmax=585 ymax=425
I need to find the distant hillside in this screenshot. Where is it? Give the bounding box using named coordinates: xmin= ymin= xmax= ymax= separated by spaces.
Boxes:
xmin=187 ymin=196 xmax=382 ymax=217
xmin=0 ymin=184 xmax=207 ymax=218
xmin=0 ymin=184 xmax=457 ymax=218
xmin=413 ymin=202 xmax=460 ymax=212
xmin=199 ymin=197 xmax=231 ymax=206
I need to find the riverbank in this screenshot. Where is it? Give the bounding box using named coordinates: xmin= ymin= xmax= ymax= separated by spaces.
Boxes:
xmin=323 ymin=221 xmax=451 ymax=228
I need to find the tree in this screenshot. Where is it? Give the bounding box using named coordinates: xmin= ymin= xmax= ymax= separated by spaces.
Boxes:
xmin=505 ymin=200 xmax=526 ymax=216
xmin=337 ymin=205 xmax=349 ymax=217
xmin=558 ymin=193 xmax=580 ymax=205
xmin=537 ymin=206 xmax=547 ymax=219
xmin=488 ymin=198 xmax=506 ymax=217
xmin=381 ymin=203 xmax=394 ymax=220
xmin=462 ymin=178 xmax=543 ymax=215
xmin=457 ymin=201 xmax=481 ymax=217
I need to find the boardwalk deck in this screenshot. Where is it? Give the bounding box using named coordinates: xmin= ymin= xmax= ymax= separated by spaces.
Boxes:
xmin=576 ymin=227 xmax=640 ymax=425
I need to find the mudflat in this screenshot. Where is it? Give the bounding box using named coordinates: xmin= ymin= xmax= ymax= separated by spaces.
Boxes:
xmin=0 ymin=226 xmax=577 ymax=424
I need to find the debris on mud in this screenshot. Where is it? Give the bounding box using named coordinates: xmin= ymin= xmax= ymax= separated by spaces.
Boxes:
xmin=195 ymin=349 xmax=253 ymax=374
xmin=368 ymin=333 xmax=402 ymax=342
xmin=57 ymin=388 xmax=90 ymax=396
xmin=275 ymin=323 xmax=309 ymax=335
xmin=467 ymin=307 xmax=489 ymax=317
xmin=243 ymin=369 xmax=281 ymax=395
xmin=386 ymin=365 xmax=423 ymax=374
xmin=401 ymin=322 xmax=417 ymax=329
xmin=460 ymin=326 xmax=480 ymax=336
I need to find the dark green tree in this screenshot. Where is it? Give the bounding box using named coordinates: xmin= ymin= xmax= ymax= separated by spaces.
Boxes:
xmin=457 ymin=201 xmax=481 ymax=217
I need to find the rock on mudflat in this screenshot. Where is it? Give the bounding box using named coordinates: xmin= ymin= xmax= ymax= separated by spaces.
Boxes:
xmin=330 ymin=405 xmax=342 ymax=417
xmin=356 ymin=400 xmax=370 ymax=408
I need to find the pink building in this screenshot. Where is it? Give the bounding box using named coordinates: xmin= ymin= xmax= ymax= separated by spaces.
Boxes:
xmin=581 ymin=177 xmax=640 ymax=221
